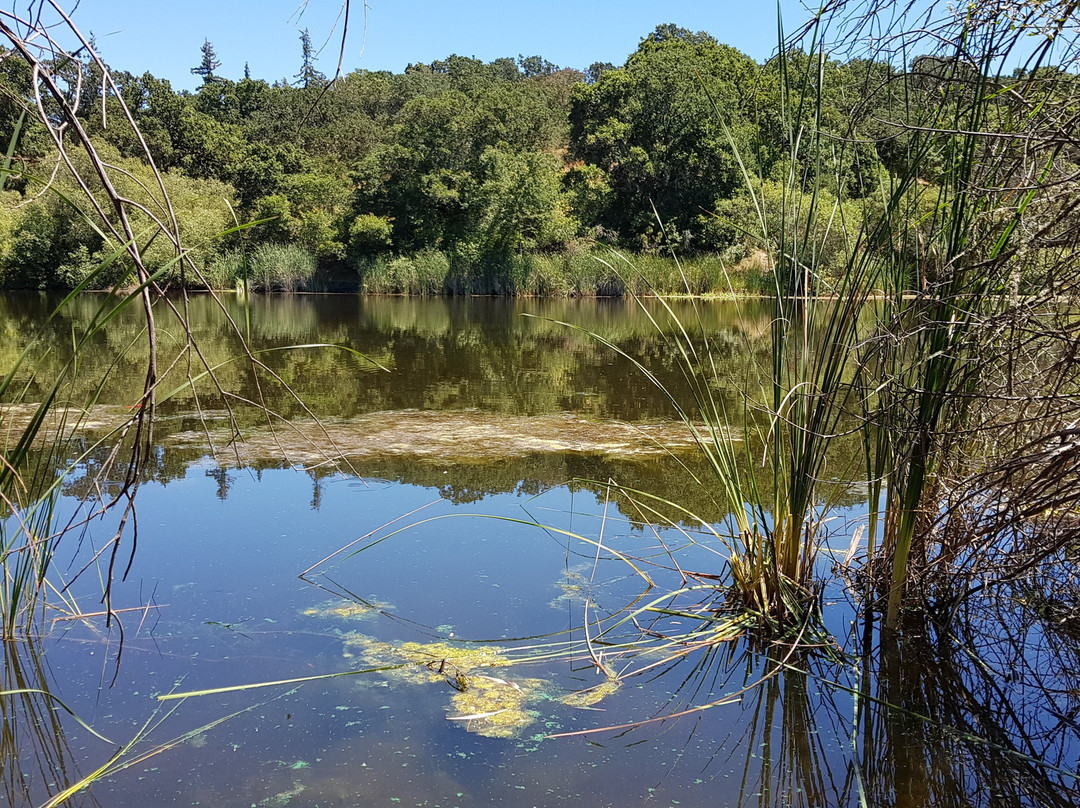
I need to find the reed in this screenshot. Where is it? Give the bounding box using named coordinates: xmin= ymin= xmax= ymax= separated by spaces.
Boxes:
xmin=833 ymin=1 xmax=1080 ymax=628
xmin=247 ymin=243 xmax=319 ymax=292
xmin=358 ymin=249 xmax=450 ymax=295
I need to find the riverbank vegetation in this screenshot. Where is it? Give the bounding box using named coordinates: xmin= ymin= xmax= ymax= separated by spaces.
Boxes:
xmin=6 ymin=11 xmax=1068 ymax=296
xmin=3 ymin=2 xmax=1080 ymax=802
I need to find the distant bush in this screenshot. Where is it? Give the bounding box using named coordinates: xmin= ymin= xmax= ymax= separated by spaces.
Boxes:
xmin=55 ymin=244 xmax=131 ymax=289
xmin=348 ymin=214 xmax=394 ymax=259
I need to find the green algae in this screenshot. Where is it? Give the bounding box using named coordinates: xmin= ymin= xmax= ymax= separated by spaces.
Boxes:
xmin=559 ymin=680 xmax=621 ymax=708
xmin=332 ymin=631 xmax=617 ymax=738
xmin=259 ymin=781 xmax=305 ymax=806
xmin=549 ymin=567 xmax=595 ymax=609
xmin=301 ymin=598 xmax=394 ymax=622
xmin=167 ymin=410 xmax=701 ymax=468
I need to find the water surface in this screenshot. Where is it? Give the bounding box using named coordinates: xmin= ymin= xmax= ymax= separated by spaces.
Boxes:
xmin=2 ymin=293 xmax=1076 ymax=807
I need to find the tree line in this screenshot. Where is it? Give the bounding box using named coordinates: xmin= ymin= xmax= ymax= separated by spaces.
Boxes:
xmin=1 ymin=23 xmax=1072 ymax=293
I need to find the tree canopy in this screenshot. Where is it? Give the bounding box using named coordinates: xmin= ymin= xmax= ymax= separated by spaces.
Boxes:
xmin=4 ymin=21 xmax=1067 ymax=292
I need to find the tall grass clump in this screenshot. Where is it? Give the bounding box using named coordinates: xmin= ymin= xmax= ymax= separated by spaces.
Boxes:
xmin=243 ymin=243 xmax=319 ymax=292
xmin=706 ymin=29 xmax=884 ymax=631
xmin=354 ymin=246 xmax=768 ymax=297
xmin=824 ymin=0 xmax=1080 ymax=629
xmin=747 ymin=2 xmax=1080 ymax=633
xmin=358 ymin=249 xmax=450 ymax=295
xmin=203 ymin=249 xmax=247 ymax=290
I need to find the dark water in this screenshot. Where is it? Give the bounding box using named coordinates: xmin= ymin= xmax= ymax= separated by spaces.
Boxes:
xmin=1 ymin=293 xmax=1077 ymax=807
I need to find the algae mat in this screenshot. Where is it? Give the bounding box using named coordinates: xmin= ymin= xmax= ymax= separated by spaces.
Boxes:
xmin=166 ymin=410 xmax=703 ymax=466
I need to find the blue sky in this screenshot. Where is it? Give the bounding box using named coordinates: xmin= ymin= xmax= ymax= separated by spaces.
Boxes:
xmin=55 ymin=1 xmax=815 ymax=90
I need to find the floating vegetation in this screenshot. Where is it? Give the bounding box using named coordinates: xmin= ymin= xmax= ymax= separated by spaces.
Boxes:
xmin=559 ymin=680 xmax=621 ymax=709
xmin=167 ymin=410 xmax=701 ymax=467
xmin=334 ymin=631 xmax=616 ymax=738
xmin=341 ymin=634 xmax=515 ymax=685
xmin=447 ymin=675 xmax=551 ymax=739
xmin=301 ymin=599 xmax=394 ymax=622
xmin=549 ymin=567 xmax=594 ymax=610
xmin=259 ymin=781 xmax=305 ymax=807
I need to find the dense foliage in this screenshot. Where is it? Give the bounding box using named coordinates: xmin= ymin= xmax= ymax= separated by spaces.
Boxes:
xmin=1 ymin=22 xmax=1076 ymax=295
xmin=0 ymin=25 xmax=911 ymax=292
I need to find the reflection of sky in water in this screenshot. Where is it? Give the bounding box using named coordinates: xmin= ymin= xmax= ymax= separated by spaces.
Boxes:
xmin=16 ymin=463 xmax=1080 ymax=807
xmin=41 ymin=468 xmax=841 ymax=807
xmin=5 ymin=293 xmax=1078 ymax=807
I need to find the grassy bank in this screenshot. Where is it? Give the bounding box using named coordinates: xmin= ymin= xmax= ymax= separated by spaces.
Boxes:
xmin=355 ymin=247 xmax=771 ymax=297
xmin=5 ymin=245 xmax=772 ymax=297
xmin=154 ymin=245 xmax=776 ymax=297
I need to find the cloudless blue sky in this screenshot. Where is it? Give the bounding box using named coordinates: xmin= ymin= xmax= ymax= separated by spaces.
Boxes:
xmin=56 ymin=1 xmax=815 ymax=90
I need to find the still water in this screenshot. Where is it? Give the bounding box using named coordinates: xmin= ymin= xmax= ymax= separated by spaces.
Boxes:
xmin=2 ymin=293 xmax=1077 ymax=807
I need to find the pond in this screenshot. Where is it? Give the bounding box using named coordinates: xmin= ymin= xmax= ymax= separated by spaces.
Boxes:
xmin=2 ymin=292 xmax=1077 ymax=807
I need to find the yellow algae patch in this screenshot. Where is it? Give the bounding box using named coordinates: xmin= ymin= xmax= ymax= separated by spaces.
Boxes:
xmin=336 ymin=631 xmax=621 ymax=738
xmin=397 ymin=640 xmax=514 ymax=672
xmin=342 ymin=635 xmax=515 ymax=683
xmin=301 ymin=599 xmax=393 ymax=622
xmin=446 ymin=675 xmax=550 ymax=739
xmin=0 ymin=404 xmax=135 ymax=443
xmin=549 ymin=568 xmax=594 ymax=609
xmin=560 ymin=680 xmax=621 ymax=708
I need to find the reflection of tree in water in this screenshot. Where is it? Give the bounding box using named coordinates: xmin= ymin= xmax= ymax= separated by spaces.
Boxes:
xmin=566 ymin=609 xmax=1079 ymax=808
xmin=855 ymin=608 xmax=1079 ymax=808
xmin=1 ymin=293 xmax=777 ymax=425
xmin=204 ymin=467 xmax=233 ymax=501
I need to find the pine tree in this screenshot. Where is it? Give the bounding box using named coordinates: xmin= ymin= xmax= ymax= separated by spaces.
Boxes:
xmin=191 ymin=39 xmax=222 ymax=84
xmin=295 ymin=29 xmax=326 ymax=88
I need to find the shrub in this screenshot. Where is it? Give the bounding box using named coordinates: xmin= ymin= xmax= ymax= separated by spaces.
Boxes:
xmin=348 ymin=213 xmax=394 ymax=258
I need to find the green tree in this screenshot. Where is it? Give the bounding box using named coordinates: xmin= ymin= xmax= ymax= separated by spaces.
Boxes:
xmin=585 ymin=61 xmax=614 ymax=84
xmin=353 ymin=90 xmax=482 ymax=250
xmin=295 ymin=28 xmax=327 ymax=88
xmin=569 ymin=25 xmax=760 ymax=249
xmin=191 ymin=39 xmax=223 ymax=84
xmin=473 ymin=145 xmax=575 ymax=253
xmin=517 ymin=54 xmax=558 ymax=78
